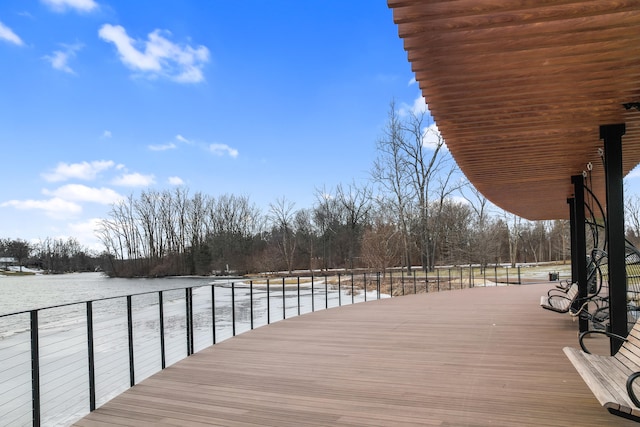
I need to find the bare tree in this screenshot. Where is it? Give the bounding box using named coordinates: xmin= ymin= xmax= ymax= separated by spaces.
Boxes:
xmin=268 ymin=197 xmax=297 ymax=274
xmin=372 ymin=100 xmax=414 ymax=271
xmin=336 ymin=181 xmax=372 ymax=269
xmin=626 ymin=193 xmax=640 ymax=247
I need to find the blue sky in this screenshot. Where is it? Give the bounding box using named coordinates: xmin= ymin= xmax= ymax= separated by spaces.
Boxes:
xmin=0 ymin=0 xmax=426 ymax=250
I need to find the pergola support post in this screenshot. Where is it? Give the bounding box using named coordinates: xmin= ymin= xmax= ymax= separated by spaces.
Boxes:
xmin=567 ymin=197 xmax=578 ymax=286
xmin=571 ymin=176 xmax=589 ymax=333
xmin=601 ymin=123 xmax=627 ymax=354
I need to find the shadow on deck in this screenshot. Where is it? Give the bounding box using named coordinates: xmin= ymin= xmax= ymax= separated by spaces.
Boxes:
xmin=74 ymin=283 xmax=633 ymax=426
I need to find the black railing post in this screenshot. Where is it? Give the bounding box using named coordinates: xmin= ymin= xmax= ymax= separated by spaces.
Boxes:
xmin=470 ymin=266 xmax=473 ymax=288
xmin=364 ymin=273 xmax=368 ymax=301
xmin=30 ymin=310 xmax=40 ymax=427
xmin=413 ymin=270 xmax=417 ymax=294
xmin=267 ymin=279 xmax=271 ymax=324
xmin=338 ymin=274 xmax=342 ymax=306
xmin=401 ymin=269 xmax=405 ymax=295
xmin=377 ymin=271 xmax=381 ymax=299
xmin=517 ymin=266 xmax=521 ymax=285
xmin=186 ymin=288 xmax=193 ymax=355
xmin=159 ymin=291 xmax=166 ymax=368
xmin=211 ymin=285 xmax=216 ymax=344
xmin=506 ymin=267 xmax=509 ymax=285
xmin=250 ymin=281 xmax=254 ymax=330
xmin=231 ymin=282 xmax=236 ymax=336
xmin=459 ymin=267 xmax=462 ymax=290
xmin=296 ymin=277 xmax=300 ymax=316
xmin=282 ymin=277 xmax=286 ymax=320
xmin=351 ymin=272 xmax=355 ymax=304
xmin=86 ymin=301 xmax=96 ymax=411
xmin=324 ymin=276 xmax=328 ymax=309
xmin=311 ymin=276 xmax=315 ymax=312
xmin=127 ymin=295 xmax=135 ymax=387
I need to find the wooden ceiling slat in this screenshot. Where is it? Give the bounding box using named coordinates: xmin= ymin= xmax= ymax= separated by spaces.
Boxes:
xmin=396 ymin=1 xmax=640 ymax=36
xmin=389 ymin=0 xmax=640 ymax=220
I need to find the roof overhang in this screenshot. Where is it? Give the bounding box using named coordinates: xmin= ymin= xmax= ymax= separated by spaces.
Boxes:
xmin=388 ymin=0 xmax=640 ymax=220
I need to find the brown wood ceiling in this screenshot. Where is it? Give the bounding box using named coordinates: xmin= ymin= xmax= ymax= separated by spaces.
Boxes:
xmin=388 ymin=0 xmax=640 ymax=220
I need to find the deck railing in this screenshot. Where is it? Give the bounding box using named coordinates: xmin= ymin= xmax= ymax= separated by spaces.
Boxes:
xmin=0 ymin=267 xmax=522 ymax=427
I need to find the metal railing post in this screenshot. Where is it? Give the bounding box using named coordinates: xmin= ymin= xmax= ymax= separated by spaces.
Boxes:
xmin=311 ymin=276 xmax=315 ymax=312
xmin=127 ymin=295 xmax=135 ymax=387
xmin=267 ymin=279 xmax=271 ymax=324
xmin=250 ymin=281 xmax=254 ymax=330
xmin=30 ymin=310 xmax=40 ymax=427
xmin=364 ymin=273 xmax=367 ymax=301
xmin=231 ymin=282 xmax=236 ymax=336
xmin=338 ymin=274 xmax=342 ymax=306
xmin=86 ymin=301 xmax=96 ymax=411
xmin=186 ymin=288 xmax=193 ymax=355
xmin=282 ymin=277 xmax=286 ymax=319
xmin=211 ymin=285 xmax=216 ymax=344
xmin=297 ymin=277 xmax=300 ymax=316
xmin=413 ymin=270 xmax=417 ymax=294
xmin=351 ymin=272 xmax=355 ymax=304
xmin=159 ymin=291 xmax=166 ymax=368
xmin=324 ymin=275 xmax=328 ymax=309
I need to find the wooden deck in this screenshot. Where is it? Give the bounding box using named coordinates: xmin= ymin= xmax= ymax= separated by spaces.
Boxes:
xmin=74 ymin=283 xmax=636 ymax=426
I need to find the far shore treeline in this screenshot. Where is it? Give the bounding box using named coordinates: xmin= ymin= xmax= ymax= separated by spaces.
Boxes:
xmin=3 ymin=103 xmax=640 ymax=277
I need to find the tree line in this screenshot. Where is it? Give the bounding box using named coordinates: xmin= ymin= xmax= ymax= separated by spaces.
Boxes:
xmin=93 ymin=102 xmax=574 ymax=277
xmin=9 ymin=101 xmax=640 ymax=277
xmin=0 ymin=237 xmax=100 ymax=273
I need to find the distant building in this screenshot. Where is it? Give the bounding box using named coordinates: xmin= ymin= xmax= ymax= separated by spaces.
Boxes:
xmin=0 ymin=257 xmax=16 ymax=269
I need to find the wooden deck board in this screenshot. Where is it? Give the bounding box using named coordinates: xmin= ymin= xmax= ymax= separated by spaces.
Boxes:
xmin=74 ymin=284 xmax=636 ymax=426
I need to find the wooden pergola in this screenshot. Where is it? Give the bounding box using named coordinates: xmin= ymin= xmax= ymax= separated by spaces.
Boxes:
xmin=388 ymin=0 xmax=640 ymax=220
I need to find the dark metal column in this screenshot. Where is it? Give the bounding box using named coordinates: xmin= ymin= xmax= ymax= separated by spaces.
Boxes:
xmin=571 ymin=176 xmax=589 ymax=333
xmin=567 ymin=197 xmax=578 ymax=286
xmin=601 ymin=123 xmax=627 ymax=354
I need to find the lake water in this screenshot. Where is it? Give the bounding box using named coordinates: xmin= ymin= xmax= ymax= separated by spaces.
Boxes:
xmin=0 ymin=272 xmax=376 ymax=427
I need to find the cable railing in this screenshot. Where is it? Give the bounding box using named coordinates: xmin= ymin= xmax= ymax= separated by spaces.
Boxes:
xmin=0 ymin=267 xmax=523 ymax=427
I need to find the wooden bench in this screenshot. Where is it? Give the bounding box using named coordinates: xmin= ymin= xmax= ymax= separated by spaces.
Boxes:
xmin=563 ymin=323 xmax=640 ymax=421
xmin=540 ymin=282 xmax=579 ymax=313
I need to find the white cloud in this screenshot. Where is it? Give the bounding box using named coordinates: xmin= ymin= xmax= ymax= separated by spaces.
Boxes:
xmin=399 ymin=95 xmax=428 ymax=117
xmin=101 ymin=130 xmax=112 ymax=139
xmin=67 ymin=218 xmax=104 ymax=252
xmin=209 ymin=143 xmax=239 ymax=158
xmin=112 ymin=172 xmax=155 ymax=187
xmin=148 ymin=142 xmax=176 ymax=151
xmin=168 ymin=176 xmax=184 ymax=185
xmin=42 ymin=160 xmax=115 ymax=182
xmin=408 ymin=77 xmax=417 ymax=86
xmin=44 ymin=43 xmax=83 ymax=74
xmin=41 ymin=0 xmax=98 ymax=13
xmin=0 ymin=22 xmax=24 ymax=46
xmin=176 ymin=134 xmax=190 ymax=143
xmin=1 ymin=197 xmax=82 ymax=219
xmin=422 ymin=123 xmax=447 ymax=151
xmin=98 ymin=24 xmax=209 ymax=83
xmin=42 ymin=184 xmax=124 ymax=204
